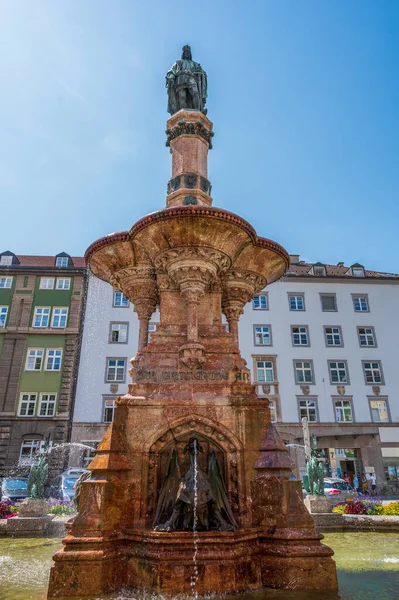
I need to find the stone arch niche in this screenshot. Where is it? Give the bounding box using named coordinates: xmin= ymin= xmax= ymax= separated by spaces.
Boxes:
xmin=144 ymin=415 xmax=244 ymax=528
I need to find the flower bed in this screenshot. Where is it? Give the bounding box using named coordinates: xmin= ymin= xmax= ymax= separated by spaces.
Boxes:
xmin=0 ymin=500 xmax=19 ymax=519
xmin=47 ymin=499 xmax=76 ymax=516
xmin=333 ymin=499 xmax=399 ymax=516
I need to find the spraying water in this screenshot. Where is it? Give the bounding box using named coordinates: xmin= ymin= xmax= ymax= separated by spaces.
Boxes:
xmin=190 ymin=438 xmax=199 ymax=599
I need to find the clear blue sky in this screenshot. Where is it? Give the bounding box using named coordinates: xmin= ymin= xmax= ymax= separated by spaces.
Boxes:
xmin=1 ymin=1 xmax=398 ymax=272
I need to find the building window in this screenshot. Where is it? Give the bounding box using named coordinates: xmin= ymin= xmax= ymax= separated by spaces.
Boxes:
xmin=320 ymin=294 xmax=337 ymax=312
xmin=0 ymin=277 xmax=13 ymax=289
xmin=363 ymin=361 xmax=383 ymax=384
xmin=256 ymin=360 xmax=275 ymax=383
xmin=298 ymin=398 xmax=318 ymax=422
xmin=0 ymin=255 xmax=13 ymax=266
xmin=33 ymin=307 xmax=50 ymax=328
xmin=294 ymin=360 xmax=314 ymax=384
xmin=18 ymin=393 xmax=37 ymax=417
xmin=82 ymin=442 xmax=99 ymax=468
xmin=268 ymin=399 xmax=277 ymax=423
xmin=103 ymin=398 xmax=116 ymax=423
xmin=113 ymin=290 xmax=129 ymax=307
xmin=106 ymin=358 xmax=126 ymax=382
xmin=19 ymin=439 xmax=41 ymax=465
xmin=148 ymin=322 xmax=158 ymax=342
xmin=56 ymin=256 xmax=69 ymax=267
xmin=352 ymin=267 xmax=365 ymax=277
xmin=56 ymin=278 xmax=71 ymax=290
xmin=0 ymin=306 xmax=8 ymax=328
xmin=51 ymin=307 xmax=68 ymax=328
xmin=358 ymin=327 xmax=376 ymax=347
xmin=39 ymin=278 xmax=55 ymax=290
xmin=288 ymin=294 xmax=305 ymax=311
xmin=253 ymin=294 xmax=269 ymax=310
xmin=254 ymin=325 xmax=272 ymax=346
xmin=334 ymin=398 xmax=353 ymax=422
xmin=25 ymin=348 xmax=44 ymax=371
xmin=324 ymin=326 xmax=343 ymax=347
xmin=45 ymin=349 xmax=63 ymax=371
xmin=110 ymin=322 xmax=128 ymax=343
xmin=328 ymin=360 xmax=349 ymax=384
xmin=369 ymin=398 xmax=390 ymax=423
xmin=291 ymin=326 xmax=309 ymax=346
xmin=313 ymin=265 xmax=326 ymax=276
xmin=353 ymin=295 xmax=369 ymax=312
xmin=39 ymin=393 xmax=56 ymax=417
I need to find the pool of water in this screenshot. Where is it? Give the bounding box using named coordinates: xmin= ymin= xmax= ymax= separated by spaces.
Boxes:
xmin=0 ymin=533 xmax=398 ymax=600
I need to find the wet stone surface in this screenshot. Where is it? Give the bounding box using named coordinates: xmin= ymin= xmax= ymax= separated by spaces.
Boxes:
xmin=1 ymin=533 xmax=399 ymax=600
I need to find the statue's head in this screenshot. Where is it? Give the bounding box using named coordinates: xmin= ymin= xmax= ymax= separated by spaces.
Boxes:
xmin=182 ymin=45 xmax=192 ymax=60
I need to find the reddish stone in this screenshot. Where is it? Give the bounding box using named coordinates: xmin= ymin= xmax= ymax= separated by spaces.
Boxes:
xmin=48 ymin=110 xmax=337 ymax=597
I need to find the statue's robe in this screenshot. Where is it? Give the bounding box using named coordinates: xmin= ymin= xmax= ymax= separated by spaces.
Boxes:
xmin=166 ymin=59 xmax=207 ymax=114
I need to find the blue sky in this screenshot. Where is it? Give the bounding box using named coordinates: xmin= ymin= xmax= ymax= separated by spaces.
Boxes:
xmin=1 ymin=1 xmax=398 ymax=272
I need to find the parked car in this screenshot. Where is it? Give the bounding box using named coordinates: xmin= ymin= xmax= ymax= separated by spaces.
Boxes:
xmin=1 ymin=477 xmax=29 ymax=502
xmin=48 ymin=468 xmax=89 ymax=502
xmin=324 ymin=477 xmax=356 ymax=505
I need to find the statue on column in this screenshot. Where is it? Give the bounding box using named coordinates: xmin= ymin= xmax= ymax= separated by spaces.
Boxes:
xmin=166 ymin=45 xmax=208 ymax=115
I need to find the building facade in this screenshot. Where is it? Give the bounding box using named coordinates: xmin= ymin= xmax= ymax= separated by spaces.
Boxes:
xmin=0 ymin=251 xmax=86 ymax=478
xmin=71 ymin=257 xmax=399 ymax=486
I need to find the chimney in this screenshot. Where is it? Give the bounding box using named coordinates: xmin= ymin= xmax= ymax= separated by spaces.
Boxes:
xmin=289 ymin=254 xmax=300 ymax=265
xmin=337 ymin=262 xmax=344 ymax=267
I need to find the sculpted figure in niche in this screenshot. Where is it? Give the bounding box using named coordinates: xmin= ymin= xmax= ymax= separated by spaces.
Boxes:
xmin=153 ymin=437 xmax=237 ymax=531
xmin=166 ymin=45 xmax=208 ymax=115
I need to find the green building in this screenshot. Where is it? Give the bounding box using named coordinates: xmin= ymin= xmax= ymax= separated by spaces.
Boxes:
xmin=0 ymin=250 xmax=86 ymax=479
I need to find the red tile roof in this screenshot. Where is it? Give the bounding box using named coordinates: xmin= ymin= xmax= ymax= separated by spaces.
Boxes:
xmin=287 ymin=262 xmax=399 ymax=280
xmin=3 ymin=255 xmax=86 ymax=268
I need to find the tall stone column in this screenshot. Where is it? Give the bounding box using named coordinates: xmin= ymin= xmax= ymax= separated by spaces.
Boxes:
xmin=222 ymin=269 xmax=267 ymax=348
xmin=135 ymin=301 xmax=155 ymax=352
xmin=165 ymin=110 xmax=214 ymax=208
xmin=109 ymin=265 xmax=158 ymax=355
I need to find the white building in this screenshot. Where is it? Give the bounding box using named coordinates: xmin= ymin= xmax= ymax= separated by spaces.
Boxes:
xmin=72 ymin=258 xmax=399 ymax=486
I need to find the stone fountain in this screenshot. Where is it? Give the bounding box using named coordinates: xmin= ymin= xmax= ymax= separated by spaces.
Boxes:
xmin=48 ymin=45 xmax=338 ymax=598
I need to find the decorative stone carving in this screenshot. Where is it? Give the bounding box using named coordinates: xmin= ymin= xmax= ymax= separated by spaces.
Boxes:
xmin=337 ymin=385 xmax=345 ymax=396
xmin=179 ymin=342 xmax=207 ymax=369
xmin=110 ymin=265 xmax=158 ymax=353
xmin=301 ymin=386 xmax=310 ymax=396
xmin=154 ymin=247 xmax=231 ymax=274
xmin=167 ymin=175 xmax=181 ymax=194
xmin=110 ymin=384 xmax=119 ymax=394
xmin=372 ymin=386 xmax=380 ymax=396
xmin=183 ymin=195 xmax=198 ymax=205
xmin=200 ymin=176 xmax=212 ymax=194
xmin=166 ymin=120 xmax=214 ymax=149
xmin=184 ymin=174 xmax=198 ymax=188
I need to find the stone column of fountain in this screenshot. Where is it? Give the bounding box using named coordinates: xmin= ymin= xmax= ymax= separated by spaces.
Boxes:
xmin=48 ymin=45 xmax=338 ymax=598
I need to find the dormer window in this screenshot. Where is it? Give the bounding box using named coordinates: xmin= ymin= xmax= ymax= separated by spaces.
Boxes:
xmin=0 ymin=251 xmax=19 ymax=266
xmin=55 ymin=253 xmax=71 ymax=268
xmin=352 ymin=265 xmax=365 ymax=277
xmin=312 ymin=264 xmax=326 ymax=276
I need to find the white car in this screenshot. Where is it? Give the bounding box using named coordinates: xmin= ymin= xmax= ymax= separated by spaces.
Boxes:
xmin=324 ymin=478 xmax=356 ymax=505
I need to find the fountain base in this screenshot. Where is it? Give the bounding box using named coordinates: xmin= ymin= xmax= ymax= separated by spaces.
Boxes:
xmin=48 ymin=527 xmax=337 ymax=597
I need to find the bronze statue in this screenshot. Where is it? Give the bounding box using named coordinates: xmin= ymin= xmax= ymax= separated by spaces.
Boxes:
xmin=154 ymin=437 xmax=237 ymax=531
xmin=166 ymin=45 xmax=208 ymax=115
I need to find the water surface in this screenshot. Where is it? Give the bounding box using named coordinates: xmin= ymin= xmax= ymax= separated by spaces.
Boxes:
xmin=0 ymin=533 xmax=398 ymax=600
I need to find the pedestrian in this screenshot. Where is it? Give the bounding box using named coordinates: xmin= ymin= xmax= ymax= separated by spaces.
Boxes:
xmin=353 ymin=474 xmax=359 ymax=493
xmin=361 ymin=472 xmax=369 ymax=495
xmin=371 ymin=472 xmax=377 ymax=495
xmin=344 ymin=472 xmax=351 ymax=485
xmin=366 ymin=472 xmax=372 ymax=494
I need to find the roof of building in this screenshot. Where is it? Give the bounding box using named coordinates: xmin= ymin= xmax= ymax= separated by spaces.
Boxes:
xmin=287 ymin=260 xmax=399 ymax=280
xmin=0 ymin=254 xmax=86 ymax=269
